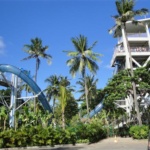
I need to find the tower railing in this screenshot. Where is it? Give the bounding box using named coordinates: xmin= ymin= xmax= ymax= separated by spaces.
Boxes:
xmin=111 ymin=46 xmax=150 ymax=66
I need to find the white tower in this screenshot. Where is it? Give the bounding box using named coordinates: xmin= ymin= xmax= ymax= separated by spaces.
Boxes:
xmin=111 ymin=18 xmax=150 ymax=116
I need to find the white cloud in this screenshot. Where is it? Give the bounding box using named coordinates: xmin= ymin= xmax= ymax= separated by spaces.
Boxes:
xmin=0 ymin=37 xmax=5 ymax=55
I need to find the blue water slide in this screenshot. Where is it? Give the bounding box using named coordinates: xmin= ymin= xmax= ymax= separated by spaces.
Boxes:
xmin=0 ymin=64 xmax=53 ymax=113
xmin=83 ymin=99 xmax=105 ymax=119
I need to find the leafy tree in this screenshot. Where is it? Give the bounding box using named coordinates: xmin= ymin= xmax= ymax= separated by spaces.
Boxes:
xmin=64 ymin=35 xmax=102 ymax=116
xmin=109 ymin=0 xmax=148 ymax=125
xmin=64 ymin=96 xmax=78 ymax=125
xmin=103 ymin=65 xmax=150 ymax=125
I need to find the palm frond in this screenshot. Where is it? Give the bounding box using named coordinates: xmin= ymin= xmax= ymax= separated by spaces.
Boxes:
xmin=85 ymin=50 xmax=102 ymax=61
xmin=69 ymin=58 xmax=80 ymax=77
xmin=65 ymin=51 xmax=79 ymax=57
xmin=87 ymin=41 xmax=97 ymax=51
xmin=109 ymin=24 xmax=118 ymax=34
xmin=21 ymin=54 xmax=34 ymax=61
xmin=86 ymin=58 xmax=99 ymax=74
xmin=134 ymin=8 xmax=149 ymax=16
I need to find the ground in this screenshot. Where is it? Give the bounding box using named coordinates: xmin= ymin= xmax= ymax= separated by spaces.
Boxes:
xmin=0 ymin=137 xmax=148 ymax=150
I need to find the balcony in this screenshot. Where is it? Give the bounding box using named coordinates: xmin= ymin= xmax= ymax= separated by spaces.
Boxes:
xmin=111 ymin=46 xmax=150 ymax=66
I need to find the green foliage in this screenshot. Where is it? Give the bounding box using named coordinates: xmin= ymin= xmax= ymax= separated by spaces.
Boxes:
xmin=64 ymin=97 xmax=78 ymax=124
xmin=71 ymin=119 xmax=107 ymax=143
xmin=0 ymin=88 xmax=11 ymax=106
xmin=0 ymin=120 xmax=107 ymax=148
xmin=117 ymin=125 xmax=130 ymax=137
xmin=54 ymin=127 xmax=76 ymax=145
xmin=129 ymin=125 xmax=149 ymax=139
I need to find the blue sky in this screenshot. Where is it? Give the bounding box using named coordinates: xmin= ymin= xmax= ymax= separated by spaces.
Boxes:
xmin=0 ymin=0 xmax=150 ymax=99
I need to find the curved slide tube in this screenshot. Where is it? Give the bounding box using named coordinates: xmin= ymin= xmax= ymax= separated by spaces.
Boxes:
xmin=83 ymin=101 xmax=103 ymax=119
xmin=83 ymin=95 xmax=108 ymax=119
xmin=0 ymin=64 xmax=53 ymax=113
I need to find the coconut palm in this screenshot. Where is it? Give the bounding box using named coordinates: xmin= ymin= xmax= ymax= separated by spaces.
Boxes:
xmin=77 ymin=75 xmax=98 ymax=110
xmin=44 ymin=75 xmax=60 ymax=113
xmin=64 ymin=35 xmax=101 ymax=116
xmin=22 ymin=37 xmax=52 ymax=111
xmin=22 ymin=37 xmax=52 ymax=82
xmin=109 ymin=0 xmax=148 ymax=125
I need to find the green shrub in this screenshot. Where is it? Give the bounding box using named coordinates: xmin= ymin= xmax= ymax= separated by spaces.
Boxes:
xmin=86 ymin=122 xmax=107 ymax=143
xmin=0 ymin=122 xmax=107 ymax=148
xmin=72 ymin=121 xmax=106 ymax=143
xmin=129 ymin=125 xmax=149 ymax=139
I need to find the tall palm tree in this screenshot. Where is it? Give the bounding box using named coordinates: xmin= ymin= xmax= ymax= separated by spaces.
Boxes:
xmin=109 ymin=0 xmax=148 ymax=125
xmin=22 ymin=37 xmax=52 ymax=82
xmin=44 ymin=75 xmax=60 ymax=113
xmin=76 ymin=75 xmax=98 ymax=110
xmin=58 ymin=76 xmax=73 ymax=129
xmin=64 ymin=35 xmax=102 ymax=116
xmin=22 ymin=37 xmax=52 ymax=111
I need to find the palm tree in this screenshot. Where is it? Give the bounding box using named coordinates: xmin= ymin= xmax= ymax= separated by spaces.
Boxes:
xmin=44 ymin=75 xmax=60 ymax=113
xmin=22 ymin=37 xmax=52 ymax=82
xmin=109 ymin=0 xmax=148 ymax=125
xmin=64 ymin=35 xmax=101 ymax=116
xmin=76 ymin=75 xmax=98 ymax=110
xmin=58 ymin=85 xmax=67 ymax=129
xmin=22 ymin=37 xmax=52 ymax=111
xmin=58 ymin=76 xmax=73 ymax=129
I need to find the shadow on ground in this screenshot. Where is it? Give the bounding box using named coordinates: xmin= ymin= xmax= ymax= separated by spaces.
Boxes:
xmin=39 ymin=146 xmax=84 ymax=150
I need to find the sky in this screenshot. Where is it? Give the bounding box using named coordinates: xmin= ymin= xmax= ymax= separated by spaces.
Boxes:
xmin=0 ymin=0 xmax=150 ymax=99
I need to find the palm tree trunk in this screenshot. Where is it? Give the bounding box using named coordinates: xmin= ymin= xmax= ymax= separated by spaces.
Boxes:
xmin=84 ymin=75 xmax=89 ymax=117
xmin=35 ymin=59 xmax=38 ymax=83
xmin=62 ymin=111 xmax=65 ymax=129
xmin=4 ymin=118 xmax=6 ymax=131
xmin=34 ymin=59 xmax=38 ymax=113
xmin=53 ymin=98 xmax=55 ymax=113
xmin=122 ymin=24 xmax=142 ymax=125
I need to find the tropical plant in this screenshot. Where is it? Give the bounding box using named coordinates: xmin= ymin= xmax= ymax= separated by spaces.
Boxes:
xmin=64 ymin=35 xmax=102 ymax=116
xmin=129 ymin=125 xmax=149 ymax=139
xmin=0 ymin=88 xmax=11 ymax=107
xmin=44 ymin=75 xmax=60 ymax=113
xmin=22 ymin=37 xmax=52 ymax=111
xmin=0 ymin=106 xmax=9 ymax=131
xmin=109 ymin=0 xmax=149 ymax=125
xmin=58 ymin=76 xmax=74 ymax=129
xmin=77 ymin=75 xmax=98 ymax=111
xmin=64 ymin=96 xmax=78 ymax=125
xmin=22 ymin=37 xmax=52 ymax=82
